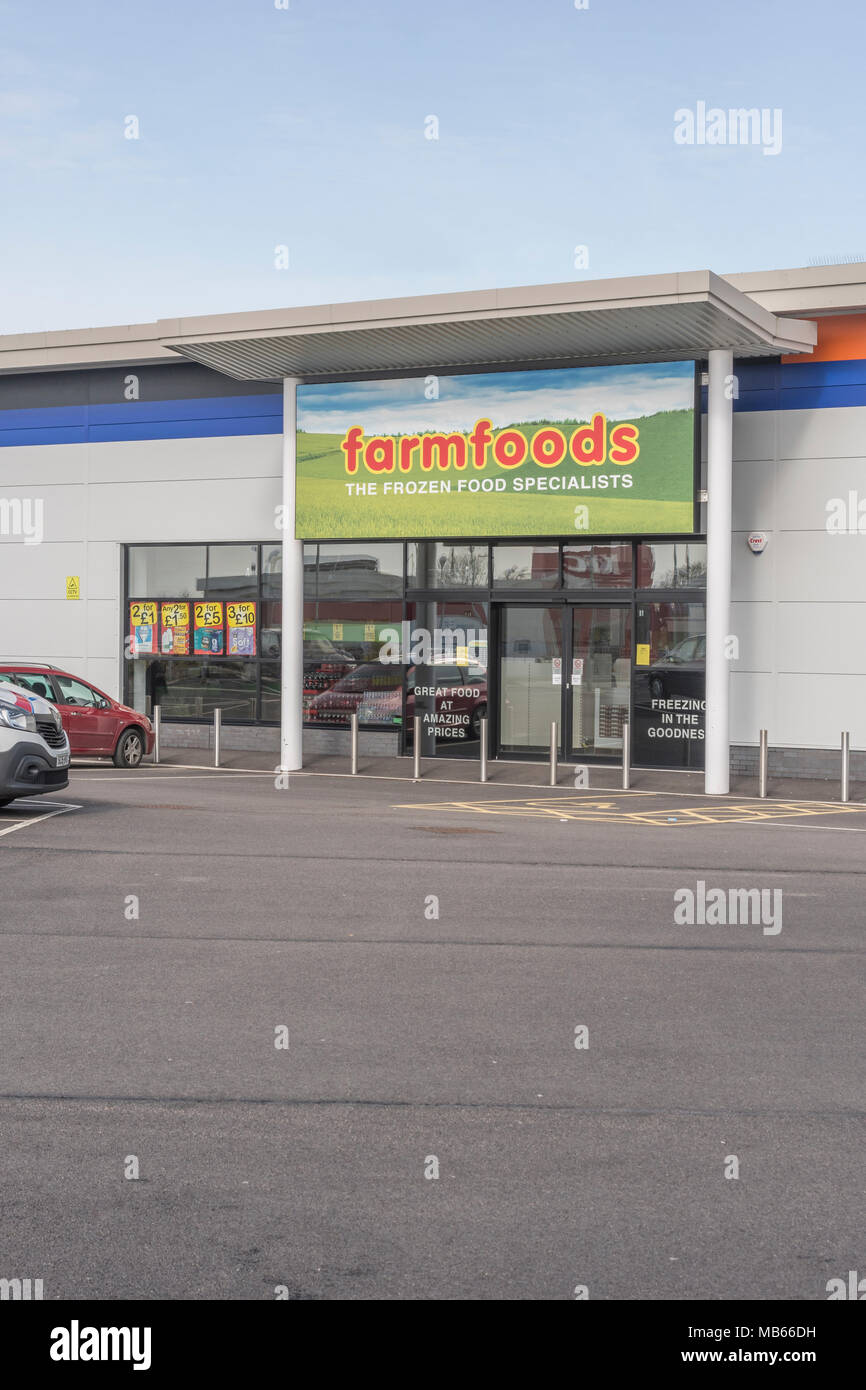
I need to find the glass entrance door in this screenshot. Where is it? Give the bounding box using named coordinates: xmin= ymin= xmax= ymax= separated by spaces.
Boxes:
xmin=498 ymin=606 xmax=564 ymax=754
xmin=497 ymin=604 xmax=631 ymax=759
xmin=568 ymin=605 xmax=632 ymax=758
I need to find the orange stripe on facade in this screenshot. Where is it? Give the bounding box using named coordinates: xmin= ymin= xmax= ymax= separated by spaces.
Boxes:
xmin=782 ymin=314 xmax=866 ymax=364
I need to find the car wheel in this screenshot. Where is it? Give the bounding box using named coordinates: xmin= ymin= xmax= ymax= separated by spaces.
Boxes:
xmin=470 ymin=703 xmax=487 ymax=739
xmin=114 ymin=728 xmax=145 ymax=768
xmin=0 ymin=796 xmax=15 ymax=807
xmin=649 ymin=677 xmax=665 ymax=700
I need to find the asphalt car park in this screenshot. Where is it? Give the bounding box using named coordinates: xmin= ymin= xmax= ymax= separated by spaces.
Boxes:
xmin=0 ymin=761 xmax=863 ymax=1300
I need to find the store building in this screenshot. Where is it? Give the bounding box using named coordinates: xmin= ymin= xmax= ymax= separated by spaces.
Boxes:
xmin=1 ymin=264 xmax=865 ymax=790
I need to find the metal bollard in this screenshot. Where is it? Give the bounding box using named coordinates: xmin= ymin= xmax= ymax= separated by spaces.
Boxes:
xmin=479 ymin=716 xmax=488 ymax=783
xmin=350 ymin=710 xmax=359 ymax=775
xmin=622 ymin=720 xmax=630 ymax=791
xmin=153 ymin=704 xmax=161 ymax=765
xmin=841 ymin=731 xmax=850 ymax=803
xmin=412 ymin=715 xmax=421 ymax=782
xmin=549 ymin=721 xmax=558 ymax=787
xmin=214 ymin=707 xmax=221 ymax=768
xmin=758 ymin=728 xmax=768 ymax=799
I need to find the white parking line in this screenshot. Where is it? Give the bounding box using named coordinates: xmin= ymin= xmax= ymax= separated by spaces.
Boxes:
xmin=72 ymin=772 xmax=272 ymax=782
xmin=750 ymin=819 xmax=866 ymax=835
xmin=0 ymin=800 xmax=81 ymax=838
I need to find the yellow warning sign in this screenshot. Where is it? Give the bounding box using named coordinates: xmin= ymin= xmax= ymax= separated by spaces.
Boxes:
xmin=66 ymin=576 xmax=80 ymax=600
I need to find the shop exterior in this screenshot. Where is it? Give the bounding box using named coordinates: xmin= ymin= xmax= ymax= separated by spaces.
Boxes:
xmin=4 ymin=265 xmax=866 ymax=791
xmin=125 ymin=534 xmax=708 ymax=770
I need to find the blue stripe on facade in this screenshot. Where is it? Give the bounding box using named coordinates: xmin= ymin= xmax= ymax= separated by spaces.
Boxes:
xmin=780 ymin=359 xmax=866 ymax=387
xmin=0 ymin=404 xmax=89 ymax=430
xmin=89 ymin=394 xmax=282 ymax=425
xmin=700 ymin=356 xmax=866 ymax=414
xmin=88 ymin=416 xmax=282 ymax=443
xmin=3 ymin=361 xmax=866 ymax=446
xmin=0 ymin=426 xmax=89 ymax=447
xmin=0 ymin=392 xmax=282 ymax=446
xmin=705 ymin=383 xmax=866 ymax=413
xmin=778 ymin=384 xmax=866 ymax=410
xmin=702 ymin=359 xmax=866 ymax=393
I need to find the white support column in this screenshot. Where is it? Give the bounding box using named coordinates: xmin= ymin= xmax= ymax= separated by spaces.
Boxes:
xmin=705 ymin=349 xmax=734 ymax=795
xmin=280 ymin=376 xmax=303 ymax=772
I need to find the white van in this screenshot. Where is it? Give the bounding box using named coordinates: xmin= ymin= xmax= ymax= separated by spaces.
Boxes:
xmin=0 ymin=682 xmax=70 ymax=806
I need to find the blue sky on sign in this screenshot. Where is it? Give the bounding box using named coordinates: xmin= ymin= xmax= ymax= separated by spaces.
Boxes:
xmin=297 ymin=361 xmax=696 ymax=434
xmin=0 ymin=0 xmax=863 ymax=334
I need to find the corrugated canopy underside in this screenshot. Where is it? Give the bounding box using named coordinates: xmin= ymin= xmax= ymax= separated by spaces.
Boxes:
xmin=163 ymin=299 xmax=815 ymax=381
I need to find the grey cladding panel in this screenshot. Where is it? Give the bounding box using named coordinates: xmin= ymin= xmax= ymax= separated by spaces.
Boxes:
xmin=0 ymin=363 xmax=282 ymax=411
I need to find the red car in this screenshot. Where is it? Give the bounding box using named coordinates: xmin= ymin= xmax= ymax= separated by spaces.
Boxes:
xmin=0 ymin=665 xmax=154 ymax=767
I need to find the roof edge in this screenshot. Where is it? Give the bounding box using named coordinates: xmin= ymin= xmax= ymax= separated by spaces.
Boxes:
xmin=0 ymin=266 xmax=826 ymax=377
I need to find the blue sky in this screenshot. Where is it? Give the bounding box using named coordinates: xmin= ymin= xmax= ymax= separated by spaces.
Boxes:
xmin=1 ymin=0 xmax=864 ymax=333
xmin=298 ymin=362 xmax=695 ymax=434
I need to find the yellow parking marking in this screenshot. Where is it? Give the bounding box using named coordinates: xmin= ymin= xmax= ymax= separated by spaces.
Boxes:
xmin=393 ymin=794 xmax=866 ymax=828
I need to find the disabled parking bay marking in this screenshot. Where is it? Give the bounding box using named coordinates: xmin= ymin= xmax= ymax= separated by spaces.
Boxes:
xmin=392 ymin=794 xmax=866 ymax=828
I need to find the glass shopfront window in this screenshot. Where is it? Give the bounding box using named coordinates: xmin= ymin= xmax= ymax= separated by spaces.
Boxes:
xmin=127 ymin=544 xmax=268 ymax=723
xmin=564 ymin=543 xmax=632 ymax=589
xmin=261 ymin=545 xmax=282 ymax=660
xmin=408 ymin=543 xmax=489 ymax=589
xmin=302 ymin=601 xmax=404 ymax=728
xmin=146 ymin=658 xmax=257 ymax=722
xmin=127 ymin=538 xmax=706 ymax=760
xmin=492 ymin=544 xmax=559 ymax=588
xmin=637 ymin=542 xmax=707 ymax=589
xmin=260 ymin=660 xmax=281 ymax=723
xmin=407 ymin=600 xmax=489 ymax=757
xmin=570 ymin=605 xmax=632 ymax=755
xmin=301 ymin=544 xmax=408 ymax=731
xmin=206 ymin=545 xmax=258 ymax=600
xmin=307 ymin=542 xmax=403 ymax=598
xmin=632 ymin=601 xmax=706 ymax=767
xmin=128 ymin=545 xmax=206 ymax=599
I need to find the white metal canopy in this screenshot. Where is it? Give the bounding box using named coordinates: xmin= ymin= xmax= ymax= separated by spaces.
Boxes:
xmin=160 ymin=270 xmax=816 ymax=380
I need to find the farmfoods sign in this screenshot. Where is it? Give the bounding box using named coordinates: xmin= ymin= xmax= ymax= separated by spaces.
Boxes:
xmin=296 ymin=360 xmax=696 ymax=539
